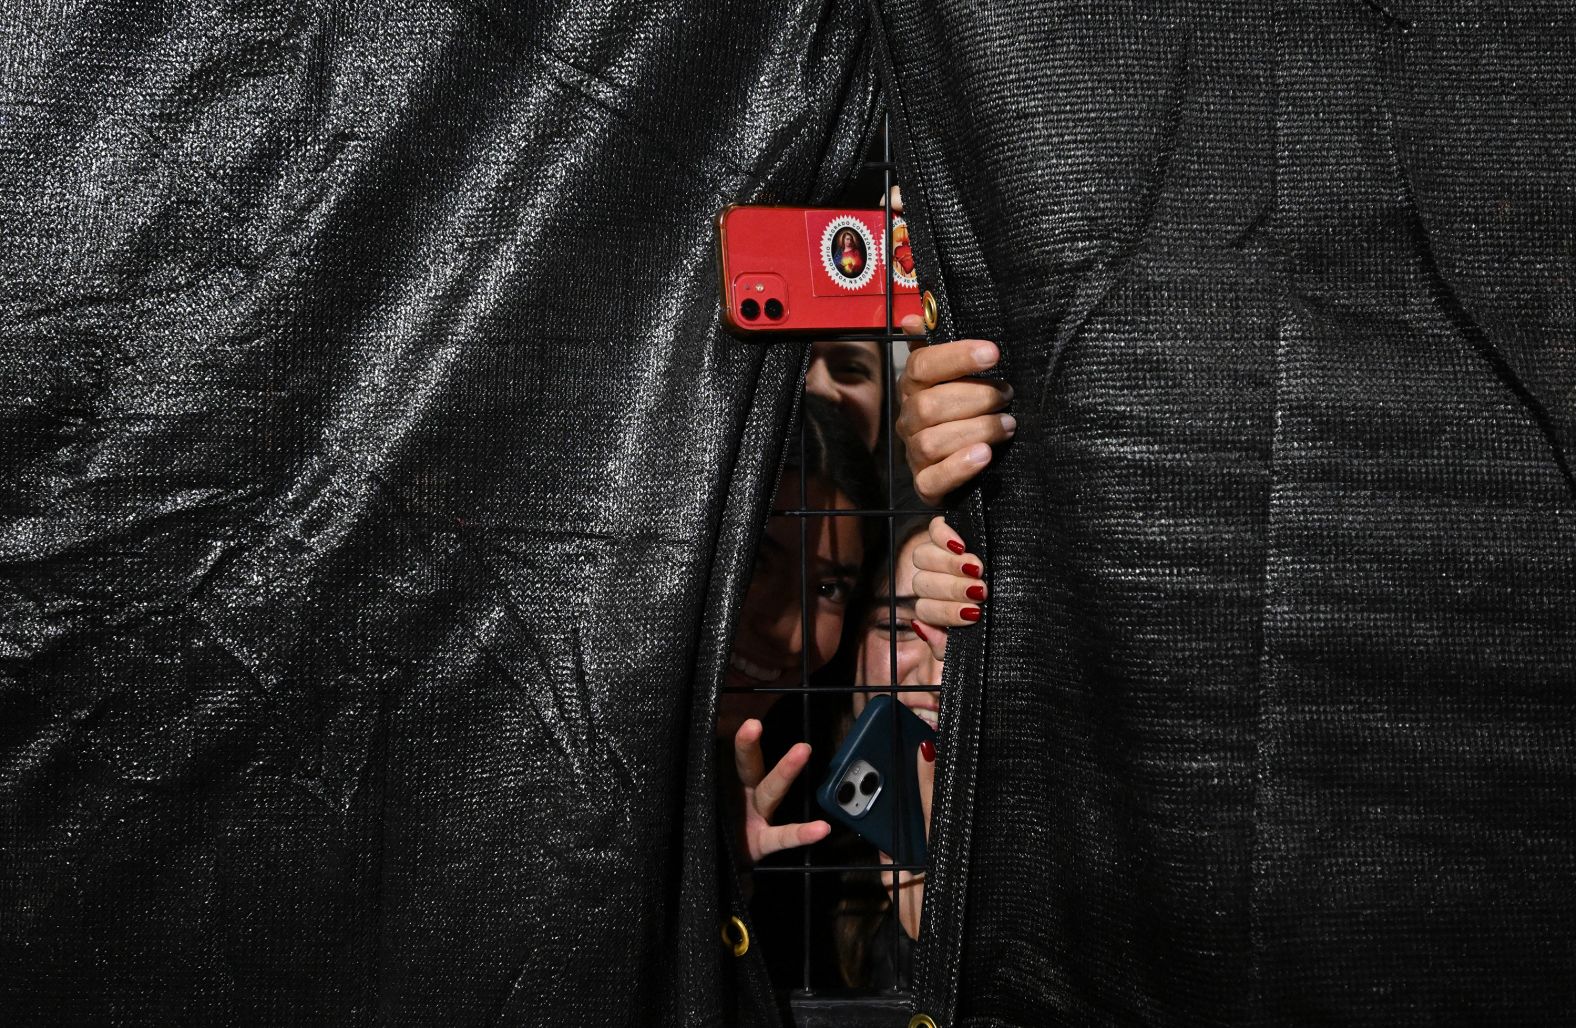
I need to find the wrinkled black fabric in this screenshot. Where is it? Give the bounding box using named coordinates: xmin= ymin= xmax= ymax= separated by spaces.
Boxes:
xmin=0 ymin=3 xmax=876 ymax=1023
xmin=874 ymin=1 xmax=1575 ymax=1024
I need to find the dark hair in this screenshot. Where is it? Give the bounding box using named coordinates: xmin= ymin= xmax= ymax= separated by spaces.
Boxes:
xmin=787 ymin=393 xmax=882 ymax=513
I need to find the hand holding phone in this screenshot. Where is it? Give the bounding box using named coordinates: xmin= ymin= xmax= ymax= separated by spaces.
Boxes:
xmin=716 ymin=205 xmax=924 ymax=335
xmin=816 ymin=694 xmax=935 ymax=865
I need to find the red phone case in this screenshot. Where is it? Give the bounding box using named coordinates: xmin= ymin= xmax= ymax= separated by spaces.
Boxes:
xmin=716 ymin=205 xmax=923 ymax=335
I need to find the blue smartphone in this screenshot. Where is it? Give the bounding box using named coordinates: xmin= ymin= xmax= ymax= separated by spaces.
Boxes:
xmin=816 ymin=694 xmax=935 ymax=865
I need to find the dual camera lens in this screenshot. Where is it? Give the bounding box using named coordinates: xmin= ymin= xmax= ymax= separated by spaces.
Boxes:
xmin=835 ymin=770 xmax=882 ymax=807
xmin=738 ymin=297 xmax=784 ymax=322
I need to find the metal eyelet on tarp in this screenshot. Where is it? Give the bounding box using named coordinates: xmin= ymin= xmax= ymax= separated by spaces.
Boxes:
xmin=922 ymin=289 xmax=939 ymax=330
xmin=721 ymin=915 xmax=750 ymax=957
xmin=909 ymin=1014 xmax=939 ymax=1028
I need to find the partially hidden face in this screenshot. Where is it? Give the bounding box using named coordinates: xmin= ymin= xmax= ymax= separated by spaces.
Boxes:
xmin=718 ymin=471 xmax=864 ymax=737
xmin=856 ymin=527 xmax=939 ymax=939
xmin=854 ymin=529 xmax=942 ymax=727
xmin=804 ymin=340 xmax=883 ymax=451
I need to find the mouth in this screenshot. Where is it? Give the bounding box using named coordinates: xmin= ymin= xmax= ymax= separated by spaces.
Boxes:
xmin=905 ymin=703 xmax=940 ymax=729
xmin=728 ymin=651 xmax=783 ymax=685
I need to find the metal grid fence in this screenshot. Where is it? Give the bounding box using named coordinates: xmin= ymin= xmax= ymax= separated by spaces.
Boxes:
xmin=722 ymin=114 xmax=937 ymax=1018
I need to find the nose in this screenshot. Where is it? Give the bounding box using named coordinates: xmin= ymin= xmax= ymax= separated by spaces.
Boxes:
xmin=742 ymin=566 xmax=804 ymax=666
xmin=901 ymin=638 xmax=943 ymax=690
xmin=803 ymin=357 xmax=834 ymax=403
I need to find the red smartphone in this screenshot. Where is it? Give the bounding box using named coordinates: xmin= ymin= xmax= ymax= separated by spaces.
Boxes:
xmin=716 ymin=205 xmax=923 ymax=335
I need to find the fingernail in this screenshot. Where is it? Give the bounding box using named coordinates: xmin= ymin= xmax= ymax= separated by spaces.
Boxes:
xmin=911 ymin=621 xmax=929 ymax=642
xmin=946 ymin=540 xmax=966 ymax=555
xmin=971 ymin=342 xmax=996 ymax=367
xmin=960 ymin=606 xmax=981 ymax=622
xmin=963 ymin=443 xmax=991 ymax=465
xmin=920 ymin=739 xmax=936 ymax=763
xmin=966 ymin=584 xmax=986 ymax=602
xmin=1000 ymin=414 xmax=1017 ymax=434
xmin=961 ymin=562 xmax=981 ymax=578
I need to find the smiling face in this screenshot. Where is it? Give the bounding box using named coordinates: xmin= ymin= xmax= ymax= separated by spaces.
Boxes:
xmin=717 ymin=471 xmax=865 ymax=738
xmin=804 ymin=340 xmax=883 ymax=451
xmin=854 ymin=529 xmax=942 ymax=726
xmin=854 ymin=526 xmax=940 ymax=939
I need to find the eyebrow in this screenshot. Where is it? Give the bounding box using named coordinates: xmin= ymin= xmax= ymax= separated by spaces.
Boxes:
xmin=819 ymin=342 xmax=878 ymax=363
xmin=871 ymin=594 xmax=919 ymax=607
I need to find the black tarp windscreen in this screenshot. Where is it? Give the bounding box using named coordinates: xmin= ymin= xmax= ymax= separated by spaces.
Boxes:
xmin=0 ymin=3 xmax=876 ymax=1023
xmin=873 ymin=0 xmax=1575 ymax=1024
xmin=7 ymin=1 xmax=1576 ymax=1025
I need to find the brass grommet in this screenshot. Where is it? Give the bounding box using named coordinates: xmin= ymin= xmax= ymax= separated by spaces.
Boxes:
xmin=721 ymin=915 xmax=750 ymax=957
xmin=922 ymin=290 xmax=939 ymax=331
xmin=908 ymin=1015 xmax=939 ymax=1028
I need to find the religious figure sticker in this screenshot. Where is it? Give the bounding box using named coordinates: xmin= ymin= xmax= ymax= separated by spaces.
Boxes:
xmin=886 ymin=216 xmax=917 ymax=288
xmin=820 ymin=215 xmax=878 ymax=290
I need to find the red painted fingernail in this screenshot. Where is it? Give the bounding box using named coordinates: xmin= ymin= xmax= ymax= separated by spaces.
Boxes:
xmin=960 ymin=606 xmax=981 ymax=622
xmin=966 ymin=584 xmax=986 ymax=602
xmin=946 ymin=540 xmax=965 ymax=555
xmin=911 ymin=621 xmax=929 ymax=642
xmin=961 ymin=562 xmax=981 ymax=578
xmin=920 ymin=739 xmax=936 ymax=763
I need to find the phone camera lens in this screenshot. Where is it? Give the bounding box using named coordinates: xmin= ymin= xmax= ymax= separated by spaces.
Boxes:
xmin=740 ymin=298 xmax=760 ymax=321
xmin=859 ymin=771 xmax=880 ymax=795
xmin=763 ymin=298 xmax=784 ymax=320
xmin=837 ymin=781 xmax=857 ymax=805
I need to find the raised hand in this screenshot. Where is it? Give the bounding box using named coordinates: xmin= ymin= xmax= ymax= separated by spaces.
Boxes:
xmin=732 ymin=718 xmax=831 ymax=865
xmin=896 ymin=327 xmax=1015 ymax=506
xmin=909 ymin=516 xmax=987 ymax=661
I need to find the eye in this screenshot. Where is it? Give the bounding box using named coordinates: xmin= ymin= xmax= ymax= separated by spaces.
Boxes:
xmin=816 ymin=579 xmax=853 ymax=605
xmin=872 ymin=616 xmax=917 ymax=640
xmin=832 ymin=359 xmax=876 ymax=383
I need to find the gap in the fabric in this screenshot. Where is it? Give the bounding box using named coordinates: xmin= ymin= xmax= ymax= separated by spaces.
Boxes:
xmin=719 ymin=115 xmax=941 ymax=1023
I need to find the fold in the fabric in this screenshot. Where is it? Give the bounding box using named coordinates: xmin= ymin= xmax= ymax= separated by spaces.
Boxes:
xmin=873 ymin=0 xmax=1575 ymax=1023
xmin=0 ymin=3 xmax=876 ymax=1023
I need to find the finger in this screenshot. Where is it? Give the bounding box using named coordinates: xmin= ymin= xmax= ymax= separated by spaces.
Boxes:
xmin=903 ymin=339 xmax=1000 ymax=390
xmin=900 ymin=314 xmax=927 ymax=350
xmin=911 ymin=538 xmax=983 ymax=580
xmin=753 ymin=742 xmax=812 ymax=819
xmin=915 ymin=596 xmax=981 ymax=629
xmin=896 ymin=380 xmax=1013 ymax=441
xmin=928 ymin=516 xmax=963 ymax=552
xmin=881 ymin=185 xmax=903 ymax=214
xmin=913 ymin=568 xmax=987 ymax=605
xmin=732 ymin=719 xmax=766 ymax=787
xmin=751 ymin=819 xmax=832 ymax=862
xmin=913 ymin=443 xmax=993 ymax=507
xmin=904 ymin=411 xmax=1016 ymax=475
xmin=912 ymin=618 xmax=948 ymax=662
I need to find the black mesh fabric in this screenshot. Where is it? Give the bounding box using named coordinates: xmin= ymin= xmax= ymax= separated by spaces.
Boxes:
xmin=0 ymin=3 xmax=876 ymax=1023
xmin=872 ymin=1 xmax=1576 ymax=1024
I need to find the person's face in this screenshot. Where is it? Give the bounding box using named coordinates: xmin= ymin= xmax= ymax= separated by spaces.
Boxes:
xmin=856 ymin=528 xmax=940 ymax=938
xmin=854 ymin=530 xmax=942 ymax=725
xmin=805 ymin=340 xmax=883 ymax=450
xmin=719 ymin=471 xmax=864 ymax=737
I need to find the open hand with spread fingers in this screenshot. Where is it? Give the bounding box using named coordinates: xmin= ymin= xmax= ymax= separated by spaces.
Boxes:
xmin=731 ymin=718 xmax=831 ymax=865
xmin=910 ymin=515 xmax=987 ymax=661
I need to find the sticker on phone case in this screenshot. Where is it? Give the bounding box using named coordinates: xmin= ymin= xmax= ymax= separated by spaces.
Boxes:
xmin=820 ymin=215 xmax=879 ymax=291
xmin=886 ymin=216 xmax=917 ymax=288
